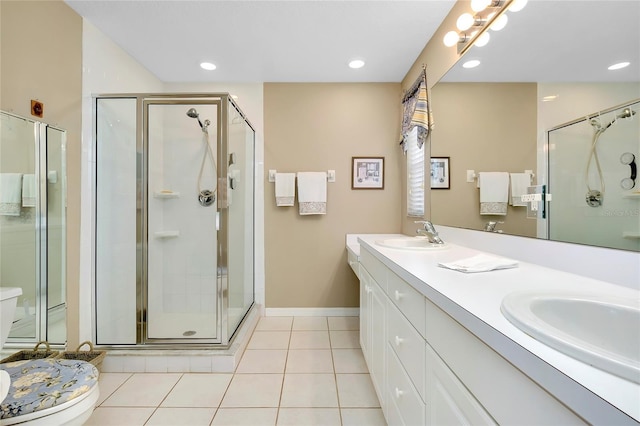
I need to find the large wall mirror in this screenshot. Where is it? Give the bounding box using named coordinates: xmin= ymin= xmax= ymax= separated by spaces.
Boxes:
xmin=430 ymin=0 xmax=640 ymax=252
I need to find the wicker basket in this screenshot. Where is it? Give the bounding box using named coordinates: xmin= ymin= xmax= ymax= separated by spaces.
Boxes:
xmin=56 ymin=341 xmax=106 ymax=370
xmin=0 ymin=341 xmax=59 ymax=364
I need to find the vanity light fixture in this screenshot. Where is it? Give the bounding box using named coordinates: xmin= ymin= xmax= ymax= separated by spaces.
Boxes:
xmin=608 ymin=61 xmax=630 ymax=70
xmin=442 ymin=0 xmax=525 ymax=55
xmin=348 ymin=59 xmax=365 ymax=69
xmin=200 ymin=62 xmax=216 ymax=71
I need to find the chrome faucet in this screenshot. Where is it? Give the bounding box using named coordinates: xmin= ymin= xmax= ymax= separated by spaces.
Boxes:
xmin=484 ymin=221 xmax=504 ymax=233
xmin=414 ymin=220 xmax=444 ymax=244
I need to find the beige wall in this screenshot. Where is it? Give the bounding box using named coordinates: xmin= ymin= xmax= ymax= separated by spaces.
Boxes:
xmin=1 ymin=1 xmax=83 ymax=347
xmin=264 ymin=83 xmax=402 ymax=308
xmin=430 ymin=82 xmax=537 ymax=237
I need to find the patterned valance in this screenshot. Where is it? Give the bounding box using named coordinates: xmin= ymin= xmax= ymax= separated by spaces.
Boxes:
xmin=400 ymin=68 xmax=432 ymax=152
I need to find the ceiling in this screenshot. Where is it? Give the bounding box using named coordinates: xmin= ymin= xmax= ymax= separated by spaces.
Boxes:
xmin=65 ymin=0 xmax=457 ymax=83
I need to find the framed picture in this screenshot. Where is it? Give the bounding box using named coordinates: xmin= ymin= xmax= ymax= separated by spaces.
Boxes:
xmin=430 ymin=156 xmax=450 ymax=189
xmin=352 ymin=157 xmax=384 ymax=189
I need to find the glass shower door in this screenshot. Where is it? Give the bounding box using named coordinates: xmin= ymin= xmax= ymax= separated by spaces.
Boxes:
xmin=146 ymin=102 xmax=220 ymax=340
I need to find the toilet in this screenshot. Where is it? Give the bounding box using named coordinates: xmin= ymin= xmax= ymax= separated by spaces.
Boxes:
xmin=1 ymin=287 xmax=100 ymax=425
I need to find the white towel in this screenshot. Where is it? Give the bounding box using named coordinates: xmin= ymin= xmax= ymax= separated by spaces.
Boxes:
xmin=509 ymin=173 xmax=530 ymax=206
xmin=297 ymin=172 xmax=327 ymax=215
xmin=22 ymin=174 xmax=36 ymax=207
xmin=275 ymin=173 xmax=295 ymax=207
xmin=438 ymin=253 xmax=518 ymax=273
xmin=0 ymin=173 xmax=23 ymax=216
xmin=477 ymin=172 xmax=509 ymax=215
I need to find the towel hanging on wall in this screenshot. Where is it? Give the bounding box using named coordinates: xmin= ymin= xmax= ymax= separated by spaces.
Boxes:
xmin=509 ymin=173 xmax=530 ymax=206
xmin=22 ymin=174 xmax=36 ymax=207
xmin=297 ymin=172 xmax=327 ymax=215
xmin=0 ymin=173 xmax=23 ymax=216
xmin=275 ymin=173 xmax=295 ymax=207
xmin=477 ymin=172 xmax=509 ymax=215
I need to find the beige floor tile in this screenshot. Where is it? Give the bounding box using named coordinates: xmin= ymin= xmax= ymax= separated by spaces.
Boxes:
xmin=85 ymin=407 xmax=155 ymax=425
xmin=332 ymin=349 xmax=368 ymax=373
xmin=220 ymin=374 xmax=283 ymax=407
xmin=276 ymin=408 xmax=341 ymax=425
xmin=280 ymin=374 xmax=338 ymax=408
xmin=341 ymin=408 xmax=387 ymax=425
xmin=329 ymin=330 xmax=360 ymax=349
xmin=336 ymin=374 xmax=380 ymax=408
xmin=145 ymin=407 xmax=216 ymax=425
xmin=286 ymin=349 xmax=333 ymax=373
xmin=328 ymin=316 xmax=359 ymax=331
xmin=289 ymin=331 xmax=331 ymax=349
xmin=160 ymin=373 xmax=232 ymax=407
xmin=292 ymin=316 xmax=328 ymax=330
xmin=247 ymin=331 xmax=291 ymax=349
xmin=236 ymin=349 xmax=288 ymax=373
xmin=96 ymin=373 xmax=132 ymax=406
xmin=100 ymin=373 xmax=182 ymax=407
xmin=212 ymin=408 xmax=278 ymax=425
xmin=256 ymin=317 xmax=293 ymax=331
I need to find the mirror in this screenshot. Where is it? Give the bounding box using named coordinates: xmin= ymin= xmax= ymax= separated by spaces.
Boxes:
xmin=430 ymin=0 xmax=640 ymax=251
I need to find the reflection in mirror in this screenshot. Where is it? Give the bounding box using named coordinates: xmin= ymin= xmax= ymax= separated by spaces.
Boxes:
xmin=430 ymin=0 xmax=640 ymax=251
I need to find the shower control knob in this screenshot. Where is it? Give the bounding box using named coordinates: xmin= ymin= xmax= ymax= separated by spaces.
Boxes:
xmin=198 ymin=190 xmax=216 ymax=207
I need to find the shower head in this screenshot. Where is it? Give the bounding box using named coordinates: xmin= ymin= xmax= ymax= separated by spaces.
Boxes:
xmin=186 ymin=108 xmax=204 ymax=129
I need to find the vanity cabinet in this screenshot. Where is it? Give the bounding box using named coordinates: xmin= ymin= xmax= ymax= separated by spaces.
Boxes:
xmin=357 ymin=244 xmax=586 ymax=426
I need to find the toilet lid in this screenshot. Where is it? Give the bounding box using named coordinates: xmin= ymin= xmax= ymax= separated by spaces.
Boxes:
xmin=0 ymin=358 xmax=98 ymax=421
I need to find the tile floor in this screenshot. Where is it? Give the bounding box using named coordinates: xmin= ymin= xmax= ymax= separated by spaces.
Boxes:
xmin=86 ymin=316 xmax=386 ymax=426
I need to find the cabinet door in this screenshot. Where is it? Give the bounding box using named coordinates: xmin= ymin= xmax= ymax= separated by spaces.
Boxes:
xmin=359 ymin=267 xmax=371 ymax=360
xmin=370 ymin=279 xmax=387 ymax=406
xmin=425 ymin=343 xmax=497 ymax=426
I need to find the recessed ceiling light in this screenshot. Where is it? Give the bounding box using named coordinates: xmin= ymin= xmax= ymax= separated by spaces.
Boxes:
xmin=200 ymin=62 xmax=216 ymax=71
xmin=348 ymin=59 xmax=365 ymax=69
xmin=462 ymin=60 xmax=481 ymax=69
xmin=608 ymin=61 xmax=630 ymax=71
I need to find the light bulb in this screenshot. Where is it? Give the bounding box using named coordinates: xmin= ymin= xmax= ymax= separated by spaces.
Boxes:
xmin=443 ymin=31 xmax=461 ymax=47
xmin=471 ymin=0 xmax=491 ymax=12
xmin=509 ymin=0 xmax=528 ymax=12
xmin=475 ymin=31 xmax=490 ymax=47
xmin=456 ymin=13 xmax=475 ymax=31
xmin=490 ymin=14 xmax=508 ymax=31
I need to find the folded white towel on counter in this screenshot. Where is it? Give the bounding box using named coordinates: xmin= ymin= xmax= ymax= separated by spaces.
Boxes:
xmin=275 ymin=173 xmax=296 ymax=207
xmin=0 ymin=173 xmax=23 ymax=216
xmin=297 ymin=172 xmax=327 ymax=215
xmin=438 ymin=253 xmax=518 ymax=273
xmin=478 ymin=172 xmax=509 ymax=215
xmin=22 ymin=174 xmax=36 ymax=207
xmin=509 ymin=173 xmax=530 ymax=206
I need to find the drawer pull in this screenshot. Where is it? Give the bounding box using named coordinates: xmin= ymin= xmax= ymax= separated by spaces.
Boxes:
xmin=395 ymin=387 xmax=404 ymax=398
xmin=394 ymin=290 xmax=403 ymax=301
xmin=394 ymin=335 xmax=404 ymax=346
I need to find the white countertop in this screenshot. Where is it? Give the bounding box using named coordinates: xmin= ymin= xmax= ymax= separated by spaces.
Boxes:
xmin=347 ymin=234 xmax=640 ymax=424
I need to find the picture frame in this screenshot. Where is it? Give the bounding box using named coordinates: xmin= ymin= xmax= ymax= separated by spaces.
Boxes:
xmin=430 ymin=156 xmax=450 ymax=189
xmin=352 ymin=157 xmax=384 ymax=189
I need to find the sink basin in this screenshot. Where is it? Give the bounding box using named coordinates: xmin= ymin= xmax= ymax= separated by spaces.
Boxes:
xmin=375 ymin=237 xmax=448 ymax=251
xmin=501 ymin=291 xmax=640 ymax=383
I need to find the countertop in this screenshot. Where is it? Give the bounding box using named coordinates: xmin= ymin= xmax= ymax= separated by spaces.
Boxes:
xmin=347 ymin=234 xmax=640 ymax=424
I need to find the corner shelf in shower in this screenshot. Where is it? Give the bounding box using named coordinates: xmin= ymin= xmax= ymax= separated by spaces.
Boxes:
xmin=153 ymin=191 xmax=180 ymax=199
xmin=154 ymin=231 xmax=180 ymax=239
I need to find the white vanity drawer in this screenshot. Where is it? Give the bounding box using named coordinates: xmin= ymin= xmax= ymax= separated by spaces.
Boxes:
xmin=386 ymin=343 xmax=426 ymax=426
xmin=360 ymin=249 xmax=387 ymax=292
xmin=387 ymin=271 xmax=425 ymax=338
xmin=387 ymin=301 xmax=426 ymax=401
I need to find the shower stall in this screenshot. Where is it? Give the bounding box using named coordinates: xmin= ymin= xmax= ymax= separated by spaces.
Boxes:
xmin=0 ymin=111 xmax=67 ymax=345
xmin=547 ymin=99 xmax=640 ymax=251
xmin=94 ymin=94 xmax=254 ymax=346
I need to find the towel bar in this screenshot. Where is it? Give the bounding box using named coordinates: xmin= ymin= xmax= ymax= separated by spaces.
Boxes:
xmin=268 ymin=169 xmax=336 ymax=183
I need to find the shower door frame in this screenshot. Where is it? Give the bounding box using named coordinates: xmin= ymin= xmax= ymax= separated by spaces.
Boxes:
xmin=141 ymin=97 xmax=225 ymax=345
xmin=93 ymin=93 xmax=253 ymax=347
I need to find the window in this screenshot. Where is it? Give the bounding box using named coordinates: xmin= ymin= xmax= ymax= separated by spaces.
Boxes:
xmin=406 ymin=127 xmax=424 ymax=217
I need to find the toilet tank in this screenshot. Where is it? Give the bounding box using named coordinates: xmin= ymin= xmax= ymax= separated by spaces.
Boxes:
xmin=0 ymin=287 xmax=22 ymax=348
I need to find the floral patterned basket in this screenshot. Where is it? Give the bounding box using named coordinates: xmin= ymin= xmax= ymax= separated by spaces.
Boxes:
xmin=0 ymin=341 xmax=59 ymax=364
xmin=56 ymin=341 xmax=106 ymax=371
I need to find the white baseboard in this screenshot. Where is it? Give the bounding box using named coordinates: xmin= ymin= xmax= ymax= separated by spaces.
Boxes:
xmin=265 ymin=307 xmax=359 ymax=317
